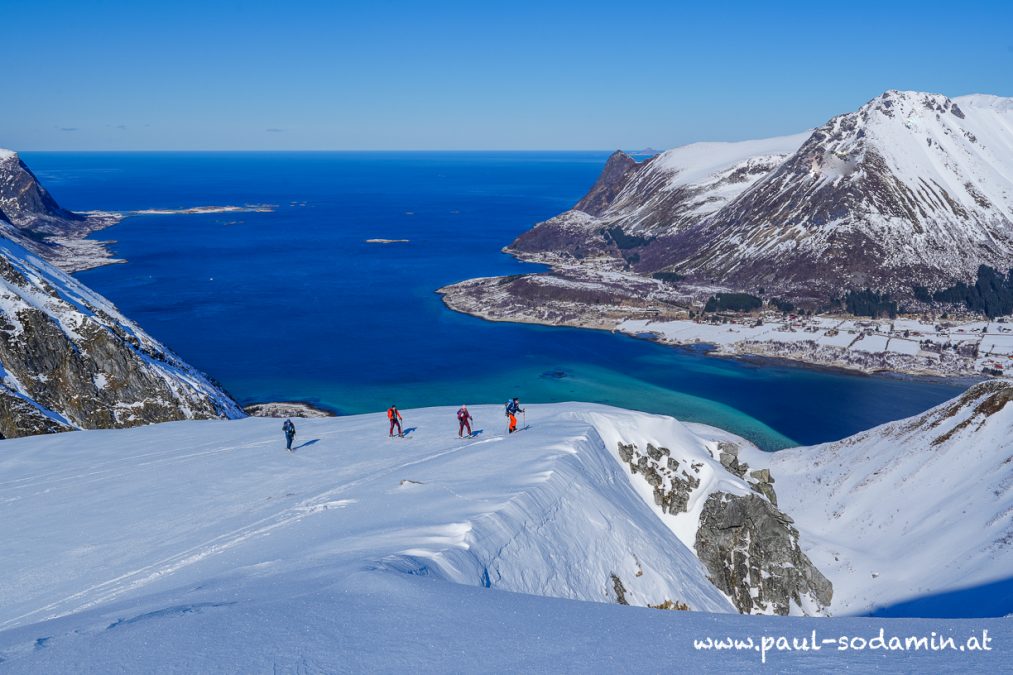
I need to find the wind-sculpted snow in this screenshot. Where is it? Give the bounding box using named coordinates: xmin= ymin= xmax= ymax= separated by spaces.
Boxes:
xmin=0 ymin=406 xmax=733 ymax=644
xmin=0 ymin=233 xmax=241 ymax=437
xmin=0 ymin=403 xmax=1008 ymax=671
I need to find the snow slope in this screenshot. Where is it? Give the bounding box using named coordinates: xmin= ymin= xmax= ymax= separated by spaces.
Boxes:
xmin=0 ymin=404 xmax=733 ymax=635
xmin=742 ymin=379 xmax=1013 ymax=617
xmin=0 ymin=231 xmax=241 ymax=437
xmin=1 ymin=403 xmax=1009 ymax=672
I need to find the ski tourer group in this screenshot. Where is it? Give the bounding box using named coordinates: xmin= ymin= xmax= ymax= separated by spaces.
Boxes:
xmin=278 ymin=398 xmax=526 ymax=450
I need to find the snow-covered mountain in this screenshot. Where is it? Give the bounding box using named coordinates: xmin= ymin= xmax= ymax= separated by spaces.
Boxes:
xmin=511 ymin=91 xmax=1013 ymax=303
xmin=0 ymin=150 xmax=241 ymax=437
xmin=0 ymin=233 xmax=241 ymax=438
xmin=742 ymin=378 xmax=1013 ymax=616
xmin=0 ymin=149 xmax=120 ymax=272
xmin=511 ymin=133 xmax=809 ymax=264
xmin=0 ymin=149 xmax=84 ymax=236
xmin=0 ymin=401 xmax=1008 ymax=670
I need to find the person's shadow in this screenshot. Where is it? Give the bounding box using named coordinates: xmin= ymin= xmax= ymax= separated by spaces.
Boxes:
xmin=293 ymin=439 xmax=320 ymax=451
xmin=469 ymin=429 xmax=484 ymax=438
xmin=402 ymin=427 xmax=417 ymax=437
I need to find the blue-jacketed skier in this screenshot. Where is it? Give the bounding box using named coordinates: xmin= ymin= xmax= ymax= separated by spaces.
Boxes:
xmin=505 ymin=398 xmax=524 ymax=433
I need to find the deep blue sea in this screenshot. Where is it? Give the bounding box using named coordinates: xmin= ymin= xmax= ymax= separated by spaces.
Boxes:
xmin=24 ymin=151 xmax=966 ymax=450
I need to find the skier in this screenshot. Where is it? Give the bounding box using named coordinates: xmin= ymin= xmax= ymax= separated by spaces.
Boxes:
xmin=457 ymin=404 xmax=473 ymax=438
xmin=505 ymin=397 xmax=525 ymax=434
xmin=282 ymin=418 xmax=296 ymax=451
xmin=388 ymin=404 xmax=403 ymax=437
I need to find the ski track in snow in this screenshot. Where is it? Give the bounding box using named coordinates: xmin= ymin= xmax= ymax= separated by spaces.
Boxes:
xmin=0 ymin=429 xmax=499 ymax=630
xmin=1 ymin=400 xmax=1010 ymax=671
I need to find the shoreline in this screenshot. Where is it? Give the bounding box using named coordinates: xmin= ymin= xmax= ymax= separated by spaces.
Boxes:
xmin=60 ymin=204 xmax=278 ymax=273
xmin=438 ymin=278 xmax=1006 ymax=381
xmin=243 ymin=400 xmax=338 ymax=418
xmin=45 ymin=211 xmax=125 ymax=273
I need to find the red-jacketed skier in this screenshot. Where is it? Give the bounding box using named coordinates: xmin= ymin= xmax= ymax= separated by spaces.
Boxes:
xmin=388 ymin=404 xmax=403 ymax=437
xmin=457 ymin=405 xmax=473 ymax=438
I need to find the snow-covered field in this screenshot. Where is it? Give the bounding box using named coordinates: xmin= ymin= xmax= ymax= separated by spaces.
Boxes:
xmin=1 ymin=403 xmax=1010 ymax=671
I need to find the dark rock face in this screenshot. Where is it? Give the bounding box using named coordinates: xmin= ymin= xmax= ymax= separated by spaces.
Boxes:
xmin=610 ymin=573 xmax=629 ymax=605
xmin=0 ymin=237 xmax=242 ymax=439
xmin=695 ymin=492 xmax=832 ymax=615
xmin=574 ymin=151 xmax=643 ymax=217
xmin=0 ymin=153 xmax=86 ymax=237
xmin=0 ymin=388 xmax=71 ymax=438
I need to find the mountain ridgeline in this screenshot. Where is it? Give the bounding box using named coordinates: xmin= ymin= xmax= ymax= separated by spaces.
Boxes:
xmin=509 ymin=91 xmax=1013 ymax=310
xmin=0 ymin=148 xmax=242 ymax=438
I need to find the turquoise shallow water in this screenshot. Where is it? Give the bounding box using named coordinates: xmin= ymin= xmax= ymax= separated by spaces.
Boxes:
xmin=25 ymin=151 xmax=967 ymax=451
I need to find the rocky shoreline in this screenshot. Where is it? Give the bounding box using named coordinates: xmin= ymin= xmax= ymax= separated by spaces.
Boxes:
xmin=438 ymin=270 xmax=1011 ymax=379
xmin=44 ymin=211 xmax=125 ymax=272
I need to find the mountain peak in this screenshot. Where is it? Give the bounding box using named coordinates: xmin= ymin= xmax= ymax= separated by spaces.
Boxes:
xmin=573 ymin=150 xmax=643 ymax=217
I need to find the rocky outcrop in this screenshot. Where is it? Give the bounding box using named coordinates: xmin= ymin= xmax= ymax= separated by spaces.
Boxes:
xmin=616 ymin=437 xmax=830 ymax=616
xmin=717 ymin=441 xmax=748 ymax=478
xmin=0 ymin=234 xmax=242 ymax=439
xmin=695 ymin=492 xmax=833 ymax=615
xmin=0 ymin=387 xmax=71 ymax=438
xmin=618 ymin=441 xmax=701 ymax=516
xmin=0 ymin=150 xmax=241 ymax=438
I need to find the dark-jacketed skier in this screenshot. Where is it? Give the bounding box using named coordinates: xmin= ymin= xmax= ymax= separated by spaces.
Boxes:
xmin=505 ymin=397 xmax=524 ymax=434
xmin=283 ymin=418 xmax=296 ymax=451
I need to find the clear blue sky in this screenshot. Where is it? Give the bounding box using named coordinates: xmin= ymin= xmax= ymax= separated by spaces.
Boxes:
xmin=3 ymin=0 xmax=1011 ymax=150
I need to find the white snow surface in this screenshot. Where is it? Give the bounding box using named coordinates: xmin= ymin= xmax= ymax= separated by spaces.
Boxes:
xmin=653 ymin=132 xmax=811 ymax=187
xmin=1 ymin=402 xmax=1010 ymax=671
xmin=741 ymin=380 xmax=1013 ymax=617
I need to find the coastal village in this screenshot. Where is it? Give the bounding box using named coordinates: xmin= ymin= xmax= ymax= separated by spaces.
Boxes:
xmin=619 ymin=312 xmax=1013 ymax=377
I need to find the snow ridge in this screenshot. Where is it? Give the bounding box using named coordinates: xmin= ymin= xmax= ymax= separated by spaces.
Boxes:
xmin=743 ymin=378 xmax=1013 ymax=615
